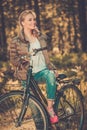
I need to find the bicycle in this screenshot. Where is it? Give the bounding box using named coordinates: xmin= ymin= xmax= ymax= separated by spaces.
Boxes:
xmin=0 ymin=47 xmax=84 ymax=130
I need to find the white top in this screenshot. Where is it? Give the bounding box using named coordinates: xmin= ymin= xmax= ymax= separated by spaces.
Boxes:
xmin=29 ymin=38 xmax=47 ymax=73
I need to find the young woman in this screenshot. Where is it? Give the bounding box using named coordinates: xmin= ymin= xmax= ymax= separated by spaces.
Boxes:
xmin=9 ymin=10 xmax=58 ymax=124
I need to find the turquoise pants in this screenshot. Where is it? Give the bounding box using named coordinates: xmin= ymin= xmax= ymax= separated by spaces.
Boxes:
xmin=21 ymin=68 xmax=57 ymax=100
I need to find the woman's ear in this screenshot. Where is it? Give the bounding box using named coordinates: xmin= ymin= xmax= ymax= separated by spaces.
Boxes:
xmin=21 ymin=21 xmax=24 ymax=27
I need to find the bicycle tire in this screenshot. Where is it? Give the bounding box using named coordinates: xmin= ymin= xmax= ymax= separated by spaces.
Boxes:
xmin=55 ymin=84 xmax=84 ymax=130
xmin=0 ymin=90 xmax=48 ymax=130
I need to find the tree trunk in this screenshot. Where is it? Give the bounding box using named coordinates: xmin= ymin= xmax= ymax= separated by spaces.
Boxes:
xmin=78 ymin=0 xmax=87 ymax=52
xmin=0 ymin=1 xmax=7 ymax=61
xmin=34 ymin=0 xmax=40 ymax=29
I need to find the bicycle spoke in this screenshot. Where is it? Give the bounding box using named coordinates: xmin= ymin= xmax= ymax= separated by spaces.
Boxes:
xmin=56 ymin=85 xmax=84 ymax=130
xmin=0 ymin=91 xmax=48 ymax=130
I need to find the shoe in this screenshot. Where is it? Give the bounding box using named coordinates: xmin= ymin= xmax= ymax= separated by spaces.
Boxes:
xmin=47 ymin=107 xmax=59 ymax=124
xmin=50 ymin=115 xmax=59 ymax=124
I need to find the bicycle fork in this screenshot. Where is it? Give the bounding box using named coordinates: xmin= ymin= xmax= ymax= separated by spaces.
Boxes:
xmin=15 ymin=92 xmax=30 ymax=127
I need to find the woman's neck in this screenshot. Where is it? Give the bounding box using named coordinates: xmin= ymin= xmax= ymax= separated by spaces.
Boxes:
xmin=24 ymin=28 xmax=32 ymax=37
xmin=24 ymin=29 xmax=36 ymax=43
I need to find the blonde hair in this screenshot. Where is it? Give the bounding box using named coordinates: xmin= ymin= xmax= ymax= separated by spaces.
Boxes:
xmin=18 ymin=10 xmax=36 ymax=31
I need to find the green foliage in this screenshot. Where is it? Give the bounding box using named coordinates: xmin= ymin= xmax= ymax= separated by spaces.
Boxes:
xmin=51 ymin=52 xmax=87 ymax=80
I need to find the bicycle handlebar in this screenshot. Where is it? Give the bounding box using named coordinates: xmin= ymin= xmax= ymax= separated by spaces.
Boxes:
xmin=33 ymin=46 xmax=47 ymax=56
xmin=20 ymin=46 xmax=47 ymax=59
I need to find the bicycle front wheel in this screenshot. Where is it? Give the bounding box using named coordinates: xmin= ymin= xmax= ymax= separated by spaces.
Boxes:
xmin=0 ymin=90 xmax=48 ymax=130
xmin=56 ymin=84 xmax=84 ymax=130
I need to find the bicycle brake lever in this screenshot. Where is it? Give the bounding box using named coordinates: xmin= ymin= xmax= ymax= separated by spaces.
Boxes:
xmin=33 ymin=49 xmax=38 ymax=56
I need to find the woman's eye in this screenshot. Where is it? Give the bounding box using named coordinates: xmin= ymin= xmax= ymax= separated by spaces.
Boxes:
xmin=28 ymin=18 xmax=32 ymax=21
xmin=34 ymin=18 xmax=36 ymax=21
xmin=28 ymin=18 xmax=36 ymax=21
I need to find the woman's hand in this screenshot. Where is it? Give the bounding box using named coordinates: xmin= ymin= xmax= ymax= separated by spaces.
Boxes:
xmin=54 ymin=70 xmax=58 ymax=77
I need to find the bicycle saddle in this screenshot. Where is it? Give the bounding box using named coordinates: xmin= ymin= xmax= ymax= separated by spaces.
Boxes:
xmin=57 ymin=74 xmax=67 ymax=80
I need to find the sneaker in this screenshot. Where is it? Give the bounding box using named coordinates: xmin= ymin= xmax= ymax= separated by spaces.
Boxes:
xmin=50 ymin=115 xmax=59 ymax=124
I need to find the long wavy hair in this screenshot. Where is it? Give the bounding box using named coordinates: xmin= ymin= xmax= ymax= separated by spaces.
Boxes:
xmin=18 ymin=10 xmax=38 ymax=37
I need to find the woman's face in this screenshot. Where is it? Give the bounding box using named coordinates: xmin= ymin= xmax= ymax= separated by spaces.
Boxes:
xmin=21 ymin=13 xmax=36 ymax=30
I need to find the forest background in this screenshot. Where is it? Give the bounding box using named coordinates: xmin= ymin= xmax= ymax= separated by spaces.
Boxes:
xmin=0 ymin=0 xmax=87 ymax=119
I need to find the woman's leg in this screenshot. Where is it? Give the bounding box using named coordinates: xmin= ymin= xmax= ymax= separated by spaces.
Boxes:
xmin=34 ymin=69 xmax=58 ymax=123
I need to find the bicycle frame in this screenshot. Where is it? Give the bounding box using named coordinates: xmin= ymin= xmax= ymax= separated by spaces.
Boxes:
xmin=16 ymin=65 xmax=49 ymax=127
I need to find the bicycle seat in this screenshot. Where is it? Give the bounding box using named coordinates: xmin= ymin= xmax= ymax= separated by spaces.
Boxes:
xmin=57 ymin=74 xmax=67 ymax=80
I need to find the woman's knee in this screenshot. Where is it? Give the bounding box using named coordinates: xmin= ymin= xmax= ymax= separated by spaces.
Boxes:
xmin=47 ymin=71 xmax=56 ymax=84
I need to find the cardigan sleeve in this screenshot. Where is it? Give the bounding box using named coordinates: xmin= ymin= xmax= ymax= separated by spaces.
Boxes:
xmin=9 ymin=38 xmax=20 ymax=67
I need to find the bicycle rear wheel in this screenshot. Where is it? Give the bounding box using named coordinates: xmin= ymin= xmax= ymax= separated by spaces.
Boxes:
xmin=0 ymin=90 xmax=48 ymax=130
xmin=56 ymin=85 xmax=84 ymax=130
